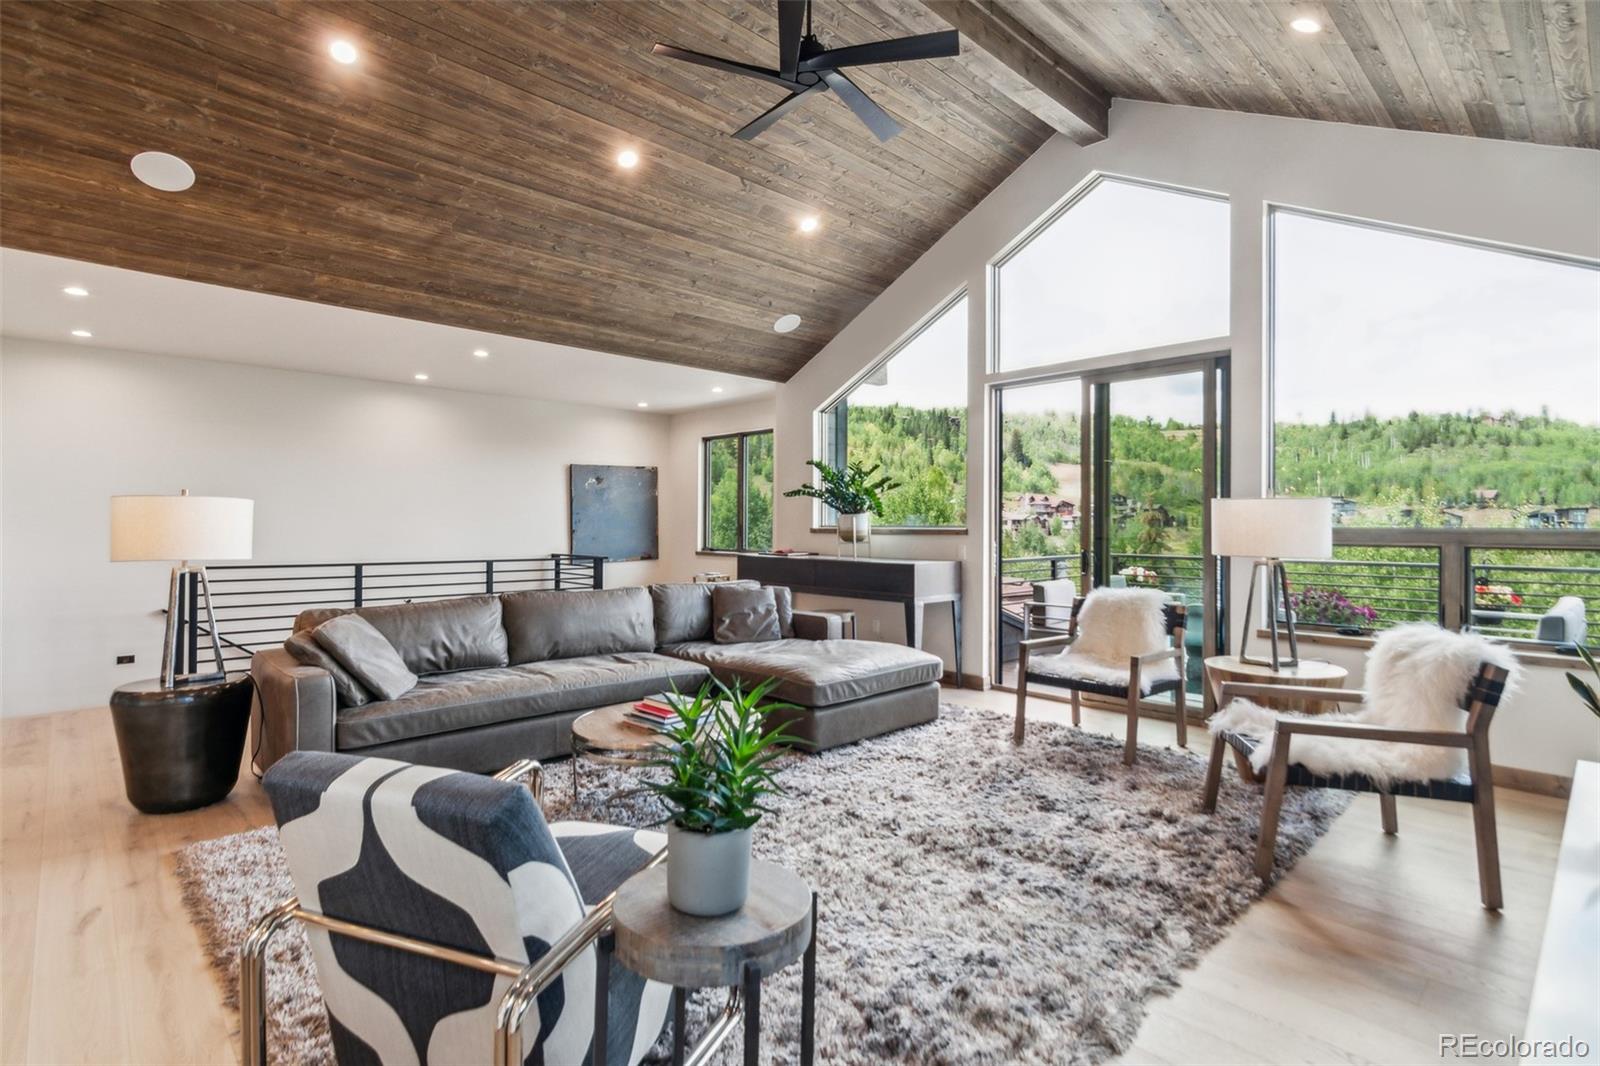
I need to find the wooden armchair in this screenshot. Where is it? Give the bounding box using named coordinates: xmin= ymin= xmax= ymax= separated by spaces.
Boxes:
xmin=1014 ymin=596 xmax=1187 ymax=765
xmin=1202 ymin=662 xmax=1511 ymax=909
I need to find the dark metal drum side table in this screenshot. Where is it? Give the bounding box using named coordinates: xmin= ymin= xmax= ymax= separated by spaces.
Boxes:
xmin=611 ymin=860 xmax=818 ymax=1066
xmin=109 ymin=673 xmax=253 ymax=813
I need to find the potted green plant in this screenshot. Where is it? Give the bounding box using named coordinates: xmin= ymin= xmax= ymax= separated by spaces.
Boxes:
xmin=642 ymin=677 xmax=798 ymax=916
xmin=783 ymin=458 xmax=899 ymax=543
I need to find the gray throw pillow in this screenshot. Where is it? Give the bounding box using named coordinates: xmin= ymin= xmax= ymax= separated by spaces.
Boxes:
xmin=768 ymin=585 xmax=795 ymax=638
xmin=712 ymin=585 xmax=781 ymax=644
xmin=284 ymin=630 xmax=372 ymax=708
xmin=311 ymin=614 xmax=418 ymax=701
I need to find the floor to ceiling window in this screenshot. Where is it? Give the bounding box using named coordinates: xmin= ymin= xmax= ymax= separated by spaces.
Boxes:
xmin=1271 ymin=207 xmax=1600 ymax=644
xmin=991 ymin=174 xmax=1231 ymax=691
xmin=819 ymin=293 xmax=968 ymax=528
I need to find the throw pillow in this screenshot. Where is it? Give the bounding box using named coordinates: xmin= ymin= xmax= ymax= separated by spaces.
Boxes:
xmin=768 ymin=585 xmax=795 ymax=638
xmin=284 ymin=630 xmax=372 ymax=708
xmin=712 ymin=585 xmax=781 ymax=644
xmin=311 ymin=614 xmax=419 ymax=701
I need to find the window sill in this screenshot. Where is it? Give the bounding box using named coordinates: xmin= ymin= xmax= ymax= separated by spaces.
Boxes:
xmin=1255 ymin=627 xmax=1584 ymax=670
xmin=807 ymin=526 xmax=969 ymax=536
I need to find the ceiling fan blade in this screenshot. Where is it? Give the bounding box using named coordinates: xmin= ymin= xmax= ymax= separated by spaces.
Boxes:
xmin=777 ymin=0 xmax=806 ymax=80
xmin=652 ymin=43 xmax=797 ymax=91
xmin=799 ymin=30 xmax=960 ymax=71
xmin=819 ymin=68 xmax=903 ymax=142
xmin=733 ymin=79 xmax=826 ymax=140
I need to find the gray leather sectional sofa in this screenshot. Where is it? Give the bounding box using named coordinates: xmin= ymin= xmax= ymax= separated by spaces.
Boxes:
xmin=251 ymin=581 xmax=943 ymax=773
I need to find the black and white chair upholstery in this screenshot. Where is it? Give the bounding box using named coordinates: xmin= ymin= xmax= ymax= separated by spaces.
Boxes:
xmin=1013 ymin=593 xmax=1188 ymax=765
xmin=244 ymin=750 xmax=671 ymax=1065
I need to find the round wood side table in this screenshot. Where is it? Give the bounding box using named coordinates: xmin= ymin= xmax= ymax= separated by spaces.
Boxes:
xmin=1203 ymin=655 xmax=1349 ymax=715
xmin=612 ymin=860 xmax=818 ymax=1066
xmin=109 ymin=673 xmax=253 ymax=813
xmin=1204 ymin=656 xmax=1349 ymax=785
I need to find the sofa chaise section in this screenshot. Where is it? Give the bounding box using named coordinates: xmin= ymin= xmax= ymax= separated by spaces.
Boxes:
xmin=658 ymin=636 xmax=943 ymax=749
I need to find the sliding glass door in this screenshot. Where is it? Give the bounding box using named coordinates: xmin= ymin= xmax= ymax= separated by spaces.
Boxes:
xmin=995 ymin=357 xmax=1228 ymax=698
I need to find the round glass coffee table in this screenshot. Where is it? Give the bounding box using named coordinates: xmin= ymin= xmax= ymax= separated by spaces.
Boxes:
xmin=569 ymin=703 xmax=669 ymax=806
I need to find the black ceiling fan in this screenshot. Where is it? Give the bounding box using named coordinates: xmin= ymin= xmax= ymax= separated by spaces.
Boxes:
xmin=651 ymin=0 xmax=959 ymax=142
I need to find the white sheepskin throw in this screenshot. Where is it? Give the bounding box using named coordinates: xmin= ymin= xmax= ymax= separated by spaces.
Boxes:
xmin=1209 ymin=623 xmax=1517 ymax=786
xmin=1037 ymin=587 xmax=1178 ymax=693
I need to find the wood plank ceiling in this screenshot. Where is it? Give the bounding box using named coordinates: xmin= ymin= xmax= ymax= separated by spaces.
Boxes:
xmin=995 ymin=0 xmax=1597 ymax=149
xmin=0 ymin=1 xmax=1051 ymax=381
xmin=2 ymin=2 xmax=1592 ymax=384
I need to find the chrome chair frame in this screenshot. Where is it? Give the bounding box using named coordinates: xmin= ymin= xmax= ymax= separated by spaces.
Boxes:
xmin=241 ymin=758 xmax=741 ymax=1066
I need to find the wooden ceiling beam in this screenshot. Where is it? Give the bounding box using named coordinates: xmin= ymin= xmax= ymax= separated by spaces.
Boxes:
xmin=920 ymin=0 xmax=1108 ymax=144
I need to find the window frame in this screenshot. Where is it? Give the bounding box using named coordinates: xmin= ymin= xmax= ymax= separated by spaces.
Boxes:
xmin=989 ymin=171 xmax=1230 ymax=375
xmin=813 ymin=288 xmax=971 ymax=532
xmin=1265 ymin=203 xmax=1600 ymax=651
xmin=700 ymin=428 xmax=773 ymax=553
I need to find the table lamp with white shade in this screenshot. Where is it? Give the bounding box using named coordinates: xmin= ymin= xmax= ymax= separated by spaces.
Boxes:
xmin=1210 ymin=497 xmax=1333 ymax=670
xmin=111 ymin=490 xmax=254 ymax=687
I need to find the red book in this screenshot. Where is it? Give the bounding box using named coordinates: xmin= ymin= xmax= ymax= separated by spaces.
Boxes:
xmin=631 ymin=702 xmax=676 ymax=718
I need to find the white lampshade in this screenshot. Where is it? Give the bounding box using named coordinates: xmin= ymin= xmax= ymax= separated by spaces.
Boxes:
xmin=1210 ymin=497 xmax=1332 ymax=560
xmin=111 ymin=494 xmax=254 ymax=562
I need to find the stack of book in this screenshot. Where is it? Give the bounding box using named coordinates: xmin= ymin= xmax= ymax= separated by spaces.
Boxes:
xmin=627 ymin=694 xmax=687 ymax=730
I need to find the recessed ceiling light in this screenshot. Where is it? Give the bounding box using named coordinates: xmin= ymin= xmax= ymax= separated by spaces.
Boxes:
xmin=63 ymin=285 xmax=89 ymax=297
xmin=617 ymin=149 xmax=640 ymax=169
xmin=473 ymin=348 xmax=489 ymax=358
xmin=1290 ymin=16 xmax=1321 ymax=33
xmin=329 ymin=39 xmax=359 ymax=64
xmin=414 ymin=373 xmax=429 ymax=381
xmin=130 ymin=151 xmax=196 ymax=192
xmin=711 ymin=386 xmax=725 ymax=393
xmin=773 ymin=314 xmax=801 ymax=334
xmin=71 ymin=329 xmax=93 ymax=338
xmin=798 ymin=215 xmax=820 ymax=234
xmin=636 ymin=401 xmax=650 ymax=408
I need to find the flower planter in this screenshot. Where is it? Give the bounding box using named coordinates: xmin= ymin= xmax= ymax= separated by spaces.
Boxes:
xmin=667 ymin=824 xmax=753 ymax=916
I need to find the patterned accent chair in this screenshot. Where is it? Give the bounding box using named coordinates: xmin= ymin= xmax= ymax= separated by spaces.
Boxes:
xmin=244 ymin=751 xmax=671 ymax=1065
xmin=1202 ymin=662 xmax=1511 ymax=909
xmin=1013 ymin=593 xmax=1188 ymax=765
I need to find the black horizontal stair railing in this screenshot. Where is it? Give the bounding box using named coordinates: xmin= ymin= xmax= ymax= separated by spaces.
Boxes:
xmin=172 ymin=554 xmax=606 ymax=676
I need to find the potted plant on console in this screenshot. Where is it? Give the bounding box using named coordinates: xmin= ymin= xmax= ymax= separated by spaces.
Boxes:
xmin=644 ymin=677 xmax=797 ymax=916
xmin=784 ymin=458 xmax=899 ymax=545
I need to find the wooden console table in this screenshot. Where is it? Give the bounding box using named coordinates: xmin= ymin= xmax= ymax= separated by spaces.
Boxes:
xmin=736 ymin=555 xmax=961 ymax=677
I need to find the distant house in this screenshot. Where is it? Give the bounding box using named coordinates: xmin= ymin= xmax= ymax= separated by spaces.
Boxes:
xmin=1331 ymin=497 xmax=1359 ymax=522
xmin=1530 ymin=507 xmax=1592 ymax=530
xmin=1472 ymin=487 xmax=1499 ymax=507
xmin=1441 ymin=510 xmax=1464 ymax=528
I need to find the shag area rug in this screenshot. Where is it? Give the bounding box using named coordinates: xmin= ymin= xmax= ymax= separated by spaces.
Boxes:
xmin=175 ymin=705 xmax=1349 ymax=1065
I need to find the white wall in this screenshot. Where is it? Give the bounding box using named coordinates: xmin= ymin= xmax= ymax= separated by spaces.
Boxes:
xmin=769 ymin=100 xmax=1600 ymax=776
xmin=0 ymin=339 xmax=671 ymax=716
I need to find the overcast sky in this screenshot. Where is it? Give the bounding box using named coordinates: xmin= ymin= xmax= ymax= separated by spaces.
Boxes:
xmin=852 ymin=180 xmax=1599 ymax=427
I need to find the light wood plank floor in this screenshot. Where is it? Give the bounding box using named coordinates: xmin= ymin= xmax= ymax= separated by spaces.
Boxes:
xmin=0 ymin=693 xmax=1566 ymax=1065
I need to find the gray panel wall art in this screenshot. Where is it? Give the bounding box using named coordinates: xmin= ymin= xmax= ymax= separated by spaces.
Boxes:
xmin=569 ymin=464 xmax=659 ymax=561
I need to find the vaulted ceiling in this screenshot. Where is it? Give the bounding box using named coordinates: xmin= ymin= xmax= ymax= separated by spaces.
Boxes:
xmin=1 ymin=2 xmax=1591 ymax=384
xmin=0 ymin=0 xmax=1051 ymax=382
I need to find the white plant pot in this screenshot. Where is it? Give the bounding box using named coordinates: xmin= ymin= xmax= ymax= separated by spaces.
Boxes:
xmin=837 ymin=512 xmax=872 ymax=543
xmin=667 ymin=824 xmax=753 ymax=916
